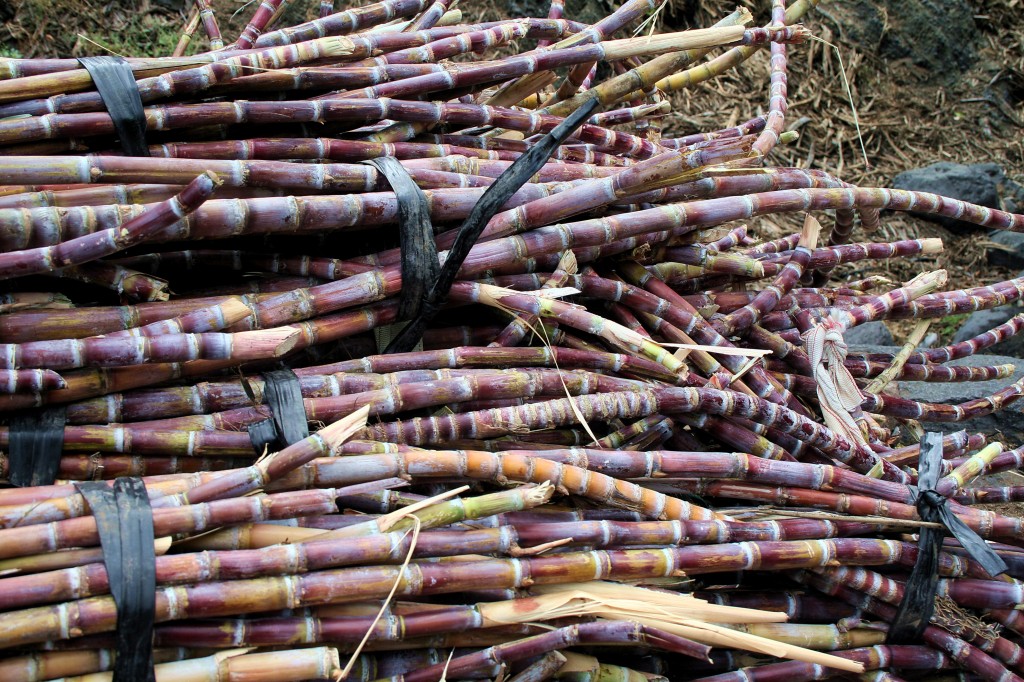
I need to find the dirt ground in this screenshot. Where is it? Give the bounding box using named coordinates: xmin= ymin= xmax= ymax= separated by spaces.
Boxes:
xmin=1 ymin=0 xmax=1022 ymax=340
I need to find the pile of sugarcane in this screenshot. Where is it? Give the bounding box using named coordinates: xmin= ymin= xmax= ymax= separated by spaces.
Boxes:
xmin=3 ymin=0 xmax=1024 ymax=680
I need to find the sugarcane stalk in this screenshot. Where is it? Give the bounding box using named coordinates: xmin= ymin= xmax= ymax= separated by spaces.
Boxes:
xmin=254 ymin=0 xmax=432 ymax=47
xmin=392 ymin=622 xmax=708 ymax=682
xmin=803 ymin=569 xmax=1024 ymax=679
xmin=0 ymin=648 xmax=196 ymax=682
xmin=236 ymin=0 xmax=288 ymax=50
xmin=0 ymin=172 xmax=219 ymax=280
xmin=172 ymin=7 xmax=203 ymax=57
xmin=0 ymin=369 xmax=65 ymax=393
xmin=194 ymin=0 xmax=224 ymax=50
xmin=749 ymin=0 xmax=791 ymax=160
xmin=0 ymin=487 xmax=345 ymax=561
xmin=713 ymin=213 xmax=820 ymax=336
xmin=685 ymin=645 xmax=951 ymax=682
xmin=50 ymin=262 xmax=171 ymax=302
xmin=341 ymin=27 xmax=765 ymax=102
xmin=655 ymin=0 xmax=819 ymax=95
xmin=168 ymin=409 xmax=367 ymax=506
xmin=507 ymin=651 xmax=566 ymax=682
xmin=0 ymin=6 xmax=1021 ymax=681
xmin=0 ymin=327 xmax=298 ymax=370
xmin=162 ymin=647 xmax=343 ymax=682
xmin=0 ymin=539 xmax=957 ymax=656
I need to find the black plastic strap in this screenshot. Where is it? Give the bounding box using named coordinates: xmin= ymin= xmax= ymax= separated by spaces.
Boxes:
xmin=75 ymin=478 xmax=156 ymax=682
xmin=383 ymin=96 xmax=601 ymax=354
xmin=77 ymin=56 xmax=150 ymax=157
xmin=8 ymin=406 xmax=66 ymax=487
xmin=248 ymin=368 xmax=309 ymax=454
xmin=887 ymin=432 xmax=1008 ymax=644
xmin=363 ymin=157 xmax=439 ymax=321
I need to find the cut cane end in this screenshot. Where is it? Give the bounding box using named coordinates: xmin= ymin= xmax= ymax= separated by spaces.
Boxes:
xmin=798 ymin=213 xmax=822 ymax=250
xmin=320 ymin=36 xmax=357 ymax=58
xmin=525 ymin=480 xmax=556 ymax=507
xmin=557 ymin=250 xmax=578 ymax=275
xmin=233 ymin=327 xmax=302 ymax=359
xmin=318 ymin=405 xmax=371 ymax=452
xmin=215 ymin=298 xmax=257 ymax=326
xmin=201 ymin=170 xmax=224 ymax=188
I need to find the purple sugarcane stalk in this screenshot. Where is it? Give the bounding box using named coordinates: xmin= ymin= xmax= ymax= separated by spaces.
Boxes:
xmin=856 ymin=313 xmax=1024 ymax=364
xmin=0 ymin=369 xmax=65 ymax=393
xmin=51 ymin=262 xmax=170 ymax=302
xmin=401 ymin=622 xmax=709 ymax=682
xmin=0 ymin=171 xmax=219 ymax=280
xmin=662 ymin=115 xmax=767 ymax=148
xmin=404 ymin=0 xmax=453 ymax=32
xmin=750 ymin=0 xmax=789 ymax=159
xmin=0 ymin=155 xmax=506 ymax=192
xmin=254 ymin=0 xmax=432 ymax=46
xmin=0 ymin=184 xmax=575 ymax=254
xmin=355 ymin=22 xmax=530 ymax=67
xmin=687 ymin=645 xmax=949 ymax=682
xmin=713 ymin=213 xmax=818 ymax=336
xmin=194 ymin=0 xmax=224 ymax=50
xmin=0 ymin=327 xmax=299 ymax=370
xmin=0 ymin=538 xmax=1007 ymax=652
xmin=808 ymin=568 xmax=1024 ymax=678
xmin=236 ymin=0 xmax=287 ymax=49
xmin=338 ymin=26 xmax=803 ymax=102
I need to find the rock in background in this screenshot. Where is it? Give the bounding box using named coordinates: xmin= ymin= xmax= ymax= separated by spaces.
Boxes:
xmin=507 ymin=0 xmax=611 ymax=26
xmin=822 ymin=0 xmax=978 ymax=78
xmin=844 ymin=321 xmax=895 ymax=346
xmin=986 ymin=234 xmax=1024 ymax=270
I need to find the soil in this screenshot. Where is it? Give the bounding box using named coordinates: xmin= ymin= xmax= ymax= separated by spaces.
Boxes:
xmin=1 ymin=0 xmax=1022 ymax=339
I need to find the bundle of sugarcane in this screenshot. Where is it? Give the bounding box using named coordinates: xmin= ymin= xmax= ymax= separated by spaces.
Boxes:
xmin=2 ymin=0 xmax=1024 ymax=680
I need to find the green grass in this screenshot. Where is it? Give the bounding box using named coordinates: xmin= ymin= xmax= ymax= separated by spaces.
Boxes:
xmin=934 ymin=312 xmax=969 ymax=342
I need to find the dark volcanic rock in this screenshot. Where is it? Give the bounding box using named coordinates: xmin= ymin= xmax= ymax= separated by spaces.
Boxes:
xmin=506 ymin=0 xmax=548 ymax=19
xmin=825 ymin=0 xmax=978 ymax=78
xmin=892 ymin=162 xmax=1004 ymax=232
xmin=844 ymin=321 xmax=894 ymax=346
xmin=952 ymin=305 xmax=1024 ymax=358
xmin=986 ymin=232 xmax=1024 ymax=270
xmin=508 ymin=0 xmax=609 ymax=24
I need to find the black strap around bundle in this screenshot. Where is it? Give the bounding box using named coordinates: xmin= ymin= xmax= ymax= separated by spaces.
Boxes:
xmin=77 ymin=56 xmax=150 ymax=157
xmin=380 ymin=96 xmax=602 ymax=354
xmin=75 ymin=478 xmax=156 ymax=682
xmin=886 ymin=432 xmax=1008 ymax=644
xmin=362 ymin=156 xmax=440 ymax=323
xmin=247 ymin=368 xmax=309 ymax=454
xmin=8 ymin=406 xmax=66 ymax=487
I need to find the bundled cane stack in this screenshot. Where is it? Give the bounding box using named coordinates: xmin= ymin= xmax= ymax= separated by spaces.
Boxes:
xmin=2 ymin=0 xmax=1024 ymax=680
